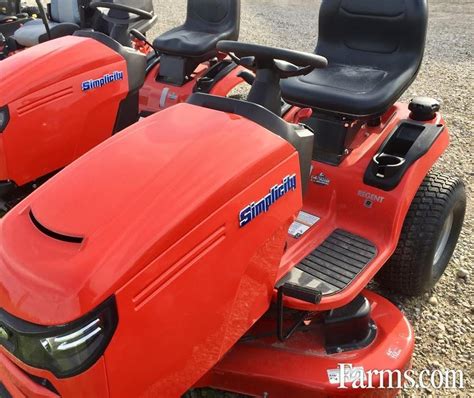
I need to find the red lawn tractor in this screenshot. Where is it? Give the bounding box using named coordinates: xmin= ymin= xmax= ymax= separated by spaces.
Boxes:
xmin=0 ymin=0 xmax=244 ymax=211
xmin=0 ymin=0 xmax=467 ymax=397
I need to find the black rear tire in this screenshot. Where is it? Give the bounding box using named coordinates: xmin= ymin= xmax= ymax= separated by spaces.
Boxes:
xmin=376 ymin=172 xmax=466 ymax=296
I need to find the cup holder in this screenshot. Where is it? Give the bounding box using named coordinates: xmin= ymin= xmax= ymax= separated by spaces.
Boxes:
xmin=373 ymin=153 xmax=406 ymax=179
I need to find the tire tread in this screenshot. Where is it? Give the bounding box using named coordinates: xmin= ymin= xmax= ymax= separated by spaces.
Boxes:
xmin=376 ymin=172 xmax=465 ymax=295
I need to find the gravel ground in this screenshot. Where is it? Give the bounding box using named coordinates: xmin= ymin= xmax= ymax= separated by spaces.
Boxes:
xmin=24 ymin=0 xmax=474 ymax=396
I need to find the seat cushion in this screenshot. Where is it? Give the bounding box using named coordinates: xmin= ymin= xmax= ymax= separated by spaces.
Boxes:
xmin=50 ymin=0 xmax=81 ymax=24
xmin=14 ymin=19 xmax=80 ymax=47
xmin=152 ymin=0 xmax=240 ymax=59
xmin=14 ymin=20 xmax=61 ymax=47
xmin=279 ymin=0 xmax=427 ymax=118
xmin=153 ymin=27 xmax=229 ymax=58
xmin=281 ymin=63 xmax=415 ymax=117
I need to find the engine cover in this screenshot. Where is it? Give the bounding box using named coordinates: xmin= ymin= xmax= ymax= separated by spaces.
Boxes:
xmin=0 ymin=102 xmax=301 ymax=395
xmin=0 ymin=35 xmax=131 ymax=184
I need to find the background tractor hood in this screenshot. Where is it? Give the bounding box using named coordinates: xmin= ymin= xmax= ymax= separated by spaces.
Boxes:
xmin=0 ymin=35 xmax=124 ymax=105
xmin=0 ymin=103 xmax=295 ymax=325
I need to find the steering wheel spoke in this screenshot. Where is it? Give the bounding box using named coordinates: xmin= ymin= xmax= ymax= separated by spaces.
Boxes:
xmin=216 ymin=40 xmax=327 ymax=116
xmin=89 ymin=1 xmax=154 ymax=24
xmin=217 ymin=40 xmax=327 ymax=80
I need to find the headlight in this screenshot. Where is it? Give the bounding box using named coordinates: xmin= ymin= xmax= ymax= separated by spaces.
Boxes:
xmin=0 ymin=106 xmax=9 ymax=133
xmin=0 ymin=297 xmax=118 ymax=378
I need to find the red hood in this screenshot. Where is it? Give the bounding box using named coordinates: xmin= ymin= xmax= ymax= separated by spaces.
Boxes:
xmin=0 ymin=36 xmax=121 ymax=106
xmin=0 ymin=103 xmax=295 ymax=325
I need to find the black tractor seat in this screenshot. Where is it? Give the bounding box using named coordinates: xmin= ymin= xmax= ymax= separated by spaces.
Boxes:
xmin=13 ymin=0 xmax=89 ymax=47
xmin=154 ymin=0 xmax=240 ymax=58
xmin=281 ymin=0 xmax=428 ymax=118
xmin=153 ymin=0 xmax=240 ymax=85
xmin=155 ymin=29 xmax=232 ymax=59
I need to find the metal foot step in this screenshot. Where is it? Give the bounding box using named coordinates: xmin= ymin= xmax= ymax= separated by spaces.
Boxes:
xmin=279 ymin=230 xmax=377 ymax=296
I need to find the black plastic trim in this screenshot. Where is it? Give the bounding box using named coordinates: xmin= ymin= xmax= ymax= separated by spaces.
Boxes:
xmin=0 ymin=180 xmax=16 ymax=198
xmin=112 ymin=90 xmax=139 ymax=134
xmin=29 ymin=210 xmax=84 ymax=244
xmin=0 ymin=105 xmax=10 ymax=133
xmin=187 ymin=93 xmax=314 ymax=194
xmin=364 ymin=120 xmax=445 ymax=191
xmin=194 ymin=60 xmax=238 ymax=94
xmin=0 ymin=383 xmax=12 ymax=398
xmin=0 ymin=296 xmax=118 ymax=379
xmin=187 ymin=93 xmax=295 ymax=141
xmin=145 ymin=54 xmax=160 ymax=74
xmin=19 ymin=366 xmax=60 ymax=395
xmin=324 ymin=295 xmax=377 ymax=354
xmin=0 ymin=18 xmax=31 ymax=38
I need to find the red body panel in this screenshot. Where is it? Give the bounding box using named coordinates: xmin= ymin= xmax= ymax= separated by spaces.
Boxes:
xmin=280 ymin=104 xmax=449 ymax=311
xmin=0 ymin=36 xmax=130 ymax=186
xmin=139 ymin=60 xmax=244 ymax=114
xmin=140 ymin=62 xmax=208 ymax=113
xmin=204 ymin=290 xmax=414 ymax=398
xmin=0 ymin=102 xmax=302 ymax=397
xmin=0 ymin=351 xmax=109 ymax=398
xmin=1 ymin=40 xmax=243 ymax=188
xmin=0 ymin=103 xmax=300 ymax=325
xmin=209 ymin=65 xmax=246 ymax=98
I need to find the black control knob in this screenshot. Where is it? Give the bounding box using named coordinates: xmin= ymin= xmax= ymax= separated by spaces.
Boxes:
xmin=409 ymin=97 xmax=440 ymax=121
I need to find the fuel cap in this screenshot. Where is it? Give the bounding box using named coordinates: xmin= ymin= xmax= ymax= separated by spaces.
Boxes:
xmin=409 ymin=97 xmax=441 ymax=121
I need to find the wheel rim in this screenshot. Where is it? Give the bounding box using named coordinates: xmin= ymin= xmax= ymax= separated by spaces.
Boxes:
xmin=433 ymin=211 xmax=454 ymax=267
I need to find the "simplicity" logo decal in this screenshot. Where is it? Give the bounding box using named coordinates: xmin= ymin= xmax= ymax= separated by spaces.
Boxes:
xmin=239 ymin=174 xmax=297 ymax=228
xmin=81 ymin=71 xmax=124 ymax=92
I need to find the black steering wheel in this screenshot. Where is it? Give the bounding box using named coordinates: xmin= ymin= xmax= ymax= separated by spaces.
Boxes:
xmin=217 ymin=41 xmax=328 ymax=79
xmin=89 ymin=2 xmax=154 ymax=25
xmin=0 ymin=15 xmax=18 ymax=24
xmin=216 ymin=41 xmax=328 ymax=115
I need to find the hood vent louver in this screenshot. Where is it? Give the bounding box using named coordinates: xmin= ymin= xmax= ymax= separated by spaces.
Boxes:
xmin=29 ymin=210 xmax=84 ymax=244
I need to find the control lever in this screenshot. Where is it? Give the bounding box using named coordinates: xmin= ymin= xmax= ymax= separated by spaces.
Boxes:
xmin=276 ymin=282 xmax=322 ymax=341
xmin=130 ymin=29 xmax=158 ymax=57
xmin=295 ymin=108 xmax=313 ymax=124
xmin=237 ymin=70 xmax=255 ymax=86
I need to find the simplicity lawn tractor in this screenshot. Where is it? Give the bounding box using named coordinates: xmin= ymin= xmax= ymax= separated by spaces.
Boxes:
xmin=0 ymin=0 xmax=157 ymax=58
xmin=0 ymin=0 xmax=39 ymax=39
xmin=0 ymin=0 xmax=467 ymax=397
xmin=0 ymin=0 xmax=244 ymax=211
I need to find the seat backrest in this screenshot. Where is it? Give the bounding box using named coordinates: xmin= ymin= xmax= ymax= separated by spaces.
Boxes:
xmin=184 ymin=0 xmax=240 ymax=38
xmin=317 ymin=0 xmax=428 ymax=70
xmin=50 ymin=0 xmax=82 ymax=24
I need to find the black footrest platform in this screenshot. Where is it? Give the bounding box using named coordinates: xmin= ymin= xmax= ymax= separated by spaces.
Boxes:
xmin=279 ymin=230 xmax=377 ymax=296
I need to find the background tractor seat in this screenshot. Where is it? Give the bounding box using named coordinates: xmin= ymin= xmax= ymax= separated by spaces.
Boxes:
xmin=281 ymin=0 xmax=428 ymax=118
xmin=14 ymin=0 xmax=84 ymax=47
xmin=153 ymin=0 xmax=240 ymax=59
